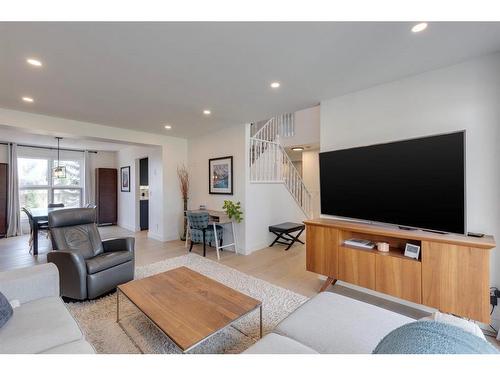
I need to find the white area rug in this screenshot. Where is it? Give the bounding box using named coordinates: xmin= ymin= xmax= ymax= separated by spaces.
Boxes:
xmin=66 ymin=253 xmax=307 ymax=354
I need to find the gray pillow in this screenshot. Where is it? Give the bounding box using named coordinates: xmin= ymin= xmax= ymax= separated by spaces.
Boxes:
xmin=0 ymin=291 xmax=13 ymax=328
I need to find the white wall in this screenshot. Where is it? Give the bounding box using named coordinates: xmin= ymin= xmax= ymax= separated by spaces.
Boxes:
xmin=245 ymin=183 xmax=307 ymax=252
xmin=320 ymin=52 xmax=500 ymax=313
xmin=0 ymin=145 xmax=7 ymax=163
xmin=281 ymin=105 xmax=320 ymax=147
xmin=187 ymin=124 xmax=246 ymax=252
xmin=116 ymin=146 xmax=162 ymax=239
xmin=161 ymin=139 xmax=188 ymax=241
xmin=302 ymin=149 xmax=320 ymax=218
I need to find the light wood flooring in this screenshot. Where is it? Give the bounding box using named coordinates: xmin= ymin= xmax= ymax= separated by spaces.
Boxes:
xmin=0 ymin=226 xmax=431 ymax=313
xmin=1 ymin=226 xmax=498 ymax=346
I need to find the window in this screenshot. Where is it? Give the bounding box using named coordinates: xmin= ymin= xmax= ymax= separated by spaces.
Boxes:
xmin=18 ymin=155 xmax=84 ymax=211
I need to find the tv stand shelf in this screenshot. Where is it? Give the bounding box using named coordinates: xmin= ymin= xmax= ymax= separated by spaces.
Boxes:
xmin=305 ymin=218 xmax=496 ymax=323
xmin=340 ymin=245 xmax=421 ymax=263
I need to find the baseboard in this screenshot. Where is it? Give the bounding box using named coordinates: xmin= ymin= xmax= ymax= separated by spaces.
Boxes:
xmin=147 ymin=231 xmax=165 ymax=241
xmin=244 ymin=240 xmax=270 ymax=255
xmin=147 ymin=231 xmax=180 ymax=242
xmin=117 ymin=223 xmax=137 ymax=233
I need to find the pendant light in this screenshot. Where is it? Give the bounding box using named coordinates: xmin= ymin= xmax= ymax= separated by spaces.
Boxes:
xmin=53 ymin=137 xmax=66 ymax=178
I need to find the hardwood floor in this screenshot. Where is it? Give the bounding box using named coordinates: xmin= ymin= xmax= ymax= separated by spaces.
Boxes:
xmin=1 ymin=225 xmax=498 ymax=347
xmin=0 ymin=225 xmax=434 ymax=310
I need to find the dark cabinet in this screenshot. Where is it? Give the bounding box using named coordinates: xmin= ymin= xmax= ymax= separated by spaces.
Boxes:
xmin=95 ymin=168 xmax=117 ymax=225
xmin=0 ymin=163 xmax=7 ymax=237
xmin=139 ymin=158 xmax=148 ymax=186
xmin=140 ymin=200 xmax=149 ymax=230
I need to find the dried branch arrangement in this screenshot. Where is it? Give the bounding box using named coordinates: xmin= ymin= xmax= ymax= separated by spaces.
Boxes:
xmin=177 ymin=164 xmax=189 ymax=200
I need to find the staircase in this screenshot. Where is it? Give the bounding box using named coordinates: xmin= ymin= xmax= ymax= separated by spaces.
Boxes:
xmin=249 ymin=113 xmax=312 ymax=218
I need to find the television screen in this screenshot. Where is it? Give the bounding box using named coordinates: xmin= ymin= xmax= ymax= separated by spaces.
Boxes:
xmin=319 ymin=132 xmax=465 ymax=234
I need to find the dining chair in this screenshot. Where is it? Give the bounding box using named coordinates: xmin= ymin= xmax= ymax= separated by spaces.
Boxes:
xmin=21 ymin=207 xmax=49 ymax=254
xmin=186 ymin=211 xmax=223 ymax=257
xmin=48 ymin=203 xmax=65 ymax=208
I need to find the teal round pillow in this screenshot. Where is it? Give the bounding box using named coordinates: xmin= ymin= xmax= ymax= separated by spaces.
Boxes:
xmin=373 ymin=321 xmax=498 ymax=354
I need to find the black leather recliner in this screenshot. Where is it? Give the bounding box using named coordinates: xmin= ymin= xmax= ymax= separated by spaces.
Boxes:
xmin=47 ymin=208 xmax=135 ymax=300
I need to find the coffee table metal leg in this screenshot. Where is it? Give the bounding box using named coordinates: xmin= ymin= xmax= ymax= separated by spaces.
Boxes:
xmin=259 ymin=305 xmax=263 ymax=338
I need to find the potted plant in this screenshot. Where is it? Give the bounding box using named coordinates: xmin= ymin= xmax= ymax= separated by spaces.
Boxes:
xmin=177 ymin=164 xmax=189 ymax=240
xmin=222 ymin=200 xmax=243 ymax=223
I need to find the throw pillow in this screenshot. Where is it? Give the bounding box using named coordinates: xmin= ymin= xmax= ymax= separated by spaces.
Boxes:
xmin=0 ymin=291 xmax=13 ymax=329
xmin=420 ymin=311 xmax=486 ymax=340
xmin=373 ymin=321 xmax=498 ymax=354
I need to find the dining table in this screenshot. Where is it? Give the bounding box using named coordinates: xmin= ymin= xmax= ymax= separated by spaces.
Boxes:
xmin=28 ymin=206 xmax=67 ymax=255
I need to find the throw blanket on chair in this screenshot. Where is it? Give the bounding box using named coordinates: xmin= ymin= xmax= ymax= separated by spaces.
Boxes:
xmin=373 ymin=321 xmax=498 ymax=354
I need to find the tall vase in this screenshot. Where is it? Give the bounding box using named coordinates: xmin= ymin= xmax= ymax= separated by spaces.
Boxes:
xmin=180 ymin=198 xmax=188 ymax=241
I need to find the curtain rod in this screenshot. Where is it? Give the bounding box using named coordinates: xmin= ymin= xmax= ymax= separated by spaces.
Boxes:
xmin=0 ymin=142 xmax=98 ymax=154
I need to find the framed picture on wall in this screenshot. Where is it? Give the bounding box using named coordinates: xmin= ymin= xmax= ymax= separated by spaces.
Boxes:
xmin=209 ymin=156 xmax=233 ymax=195
xmin=121 ymin=166 xmax=131 ymax=192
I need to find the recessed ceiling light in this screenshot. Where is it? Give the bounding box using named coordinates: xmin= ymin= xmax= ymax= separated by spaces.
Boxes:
xmin=164 ymin=125 xmax=172 ymax=129
xmin=22 ymin=96 xmax=34 ymax=103
xmin=411 ymin=22 xmax=428 ymax=33
xmin=26 ymin=58 xmax=42 ymax=67
xmin=203 ymin=109 xmax=211 ymax=115
xmin=292 ymin=147 xmax=304 ymax=151
xmin=270 ymin=82 xmax=281 ymax=88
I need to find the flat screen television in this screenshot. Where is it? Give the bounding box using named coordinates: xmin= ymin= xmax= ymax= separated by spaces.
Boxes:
xmin=319 ymin=131 xmax=465 ymax=234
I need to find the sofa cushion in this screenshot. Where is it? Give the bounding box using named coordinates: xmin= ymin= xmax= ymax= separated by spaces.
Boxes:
xmin=85 ymin=251 xmax=133 ymax=274
xmin=0 ymin=291 xmax=13 ymax=328
xmin=0 ymin=296 xmax=82 ymax=354
xmin=243 ymin=333 xmax=318 ymax=354
xmin=41 ymin=339 xmax=95 ymax=354
xmin=274 ymin=292 xmax=414 ymax=354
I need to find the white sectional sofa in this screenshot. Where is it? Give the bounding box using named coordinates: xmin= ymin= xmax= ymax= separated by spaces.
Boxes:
xmin=0 ymin=263 xmax=95 ymax=354
xmin=244 ymin=292 xmax=415 ymax=354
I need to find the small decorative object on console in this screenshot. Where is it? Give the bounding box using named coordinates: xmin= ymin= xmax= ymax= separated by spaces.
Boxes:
xmin=344 ymin=238 xmax=375 ymax=249
xmin=376 ymin=242 xmax=390 ymax=252
xmin=404 ymin=243 xmax=421 ymax=259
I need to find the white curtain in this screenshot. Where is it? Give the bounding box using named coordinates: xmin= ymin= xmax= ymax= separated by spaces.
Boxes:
xmin=83 ymin=150 xmax=92 ymax=206
xmin=6 ymin=143 xmax=21 ymax=237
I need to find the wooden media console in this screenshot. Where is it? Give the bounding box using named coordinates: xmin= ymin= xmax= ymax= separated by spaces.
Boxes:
xmin=305 ymin=218 xmax=496 ymax=323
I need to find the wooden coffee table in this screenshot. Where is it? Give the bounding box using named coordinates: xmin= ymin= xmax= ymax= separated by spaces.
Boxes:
xmin=116 ymin=266 xmax=262 ymax=353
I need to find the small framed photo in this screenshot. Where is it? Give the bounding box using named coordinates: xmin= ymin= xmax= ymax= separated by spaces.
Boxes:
xmin=209 ymin=156 xmax=233 ymax=195
xmin=404 ymin=243 xmax=421 ymax=260
xmin=121 ymin=166 xmax=131 ymax=192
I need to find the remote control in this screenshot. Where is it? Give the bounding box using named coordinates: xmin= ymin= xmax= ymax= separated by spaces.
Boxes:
xmin=467 ymin=232 xmax=485 ymax=238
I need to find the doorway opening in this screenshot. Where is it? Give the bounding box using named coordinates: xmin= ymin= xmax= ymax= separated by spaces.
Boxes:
xmin=139 ymin=157 xmax=149 ymax=231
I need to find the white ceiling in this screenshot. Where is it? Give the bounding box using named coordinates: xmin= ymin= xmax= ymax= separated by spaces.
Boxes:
xmin=1 ymin=22 xmax=500 ymax=138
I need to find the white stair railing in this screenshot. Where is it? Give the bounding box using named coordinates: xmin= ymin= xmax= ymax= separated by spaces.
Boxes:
xmin=249 ymin=114 xmax=312 ymax=218
xmin=253 ymin=113 xmax=295 ymax=142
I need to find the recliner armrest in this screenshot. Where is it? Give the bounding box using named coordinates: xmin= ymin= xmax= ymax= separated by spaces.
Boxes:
xmin=102 ymin=237 xmax=135 ymax=253
xmin=47 ymin=250 xmax=87 ymax=300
